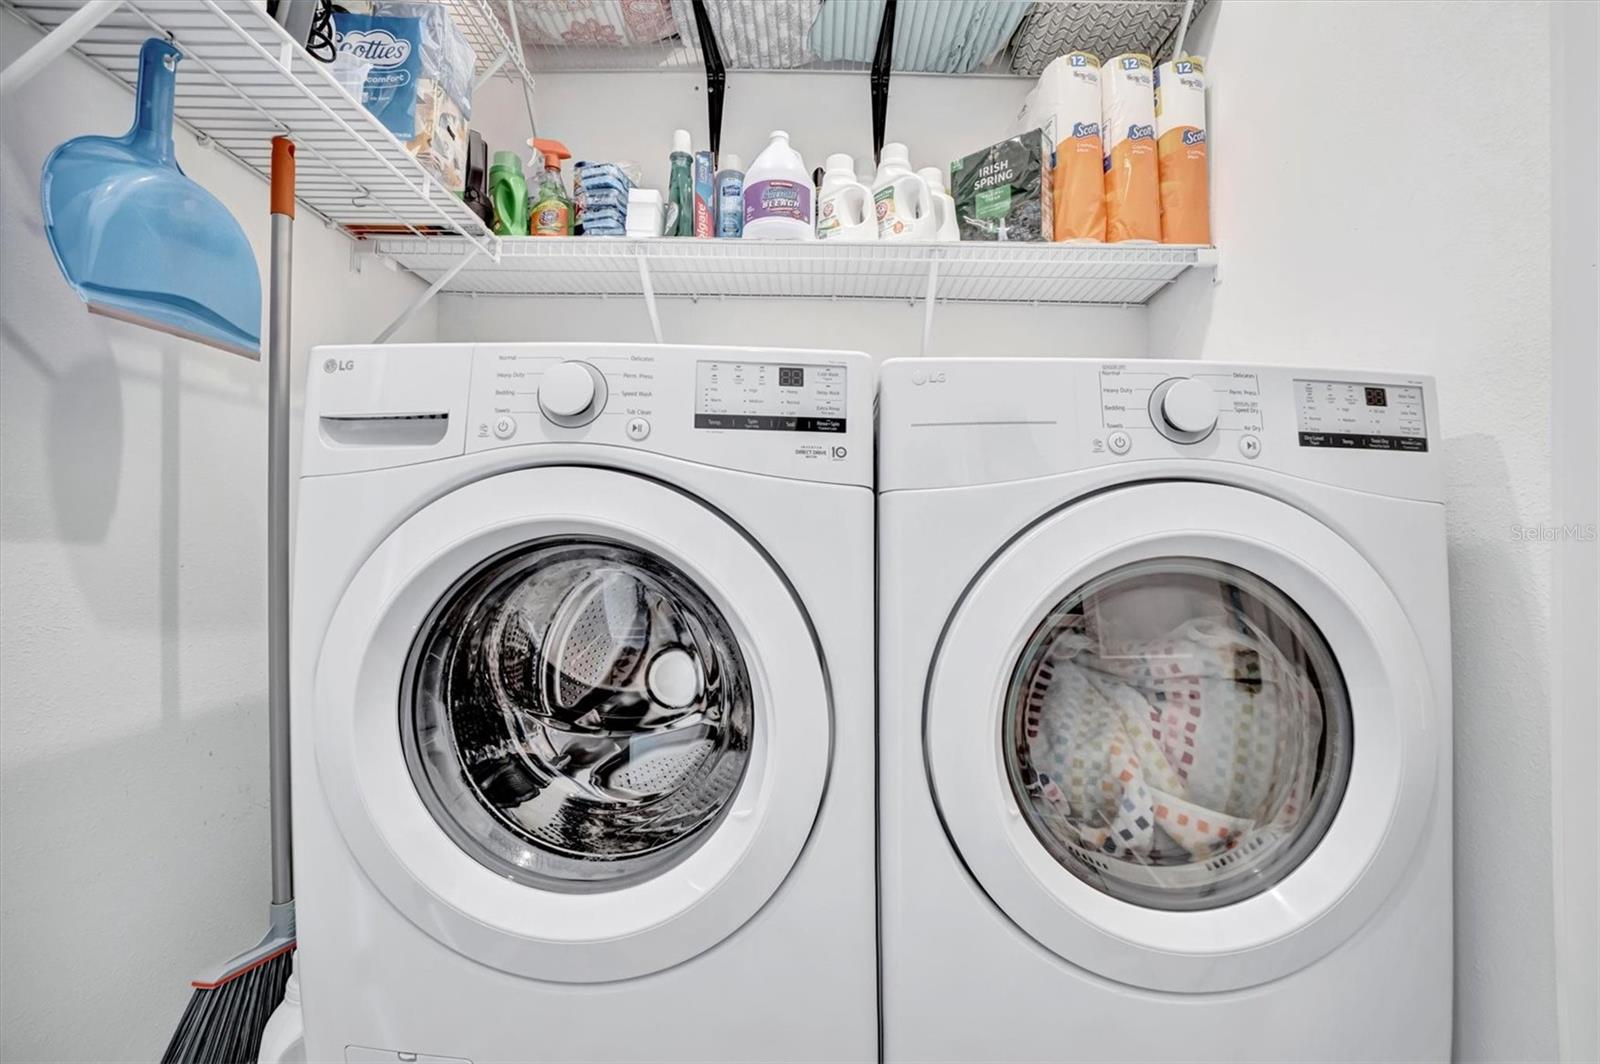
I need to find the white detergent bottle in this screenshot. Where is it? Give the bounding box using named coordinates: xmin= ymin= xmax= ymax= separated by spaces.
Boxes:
xmin=919 ymin=166 xmax=960 ymax=241
xmin=817 ymin=153 xmax=876 ymax=241
xmin=742 ymin=131 xmax=815 ymax=240
xmin=873 ymin=142 xmax=936 ymax=240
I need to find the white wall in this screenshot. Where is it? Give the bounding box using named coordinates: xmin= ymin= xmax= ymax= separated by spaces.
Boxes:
xmin=0 ymin=15 xmax=434 ymax=1062
xmin=1149 ymin=3 xmax=1558 ymax=1059
xmin=456 ymin=70 xmax=1148 ymax=358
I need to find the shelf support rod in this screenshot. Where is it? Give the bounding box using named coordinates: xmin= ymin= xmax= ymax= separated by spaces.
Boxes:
xmin=0 ymin=0 xmax=121 ymax=96
xmin=1171 ymin=0 xmax=1196 ymax=59
xmin=920 ymin=254 xmax=939 ymax=357
xmin=689 ymin=0 xmax=725 ymax=160
xmin=473 ymin=49 xmax=508 ymax=91
xmin=870 ymin=0 xmax=898 ymax=164
xmin=374 ymin=246 xmax=482 ymax=343
xmin=501 ymin=0 xmax=539 ymax=139
xmin=637 ymin=253 xmax=664 ymax=344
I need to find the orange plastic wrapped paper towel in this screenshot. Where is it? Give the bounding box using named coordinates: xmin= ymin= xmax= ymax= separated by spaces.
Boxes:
xmin=1100 ymin=52 xmax=1160 ymax=243
xmin=1014 ymin=51 xmax=1106 ymax=242
xmin=1155 ymin=57 xmax=1210 ymax=244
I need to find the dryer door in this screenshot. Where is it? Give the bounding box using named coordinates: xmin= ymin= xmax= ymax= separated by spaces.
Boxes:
xmin=925 ymin=482 xmax=1438 ymax=992
xmin=314 ymin=467 xmax=830 ymax=982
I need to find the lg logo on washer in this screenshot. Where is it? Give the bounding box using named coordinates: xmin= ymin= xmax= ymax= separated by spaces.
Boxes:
xmin=324 ymin=358 xmax=355 ymax=374
xmin=910 ymin=369 xmax=948 ymax=386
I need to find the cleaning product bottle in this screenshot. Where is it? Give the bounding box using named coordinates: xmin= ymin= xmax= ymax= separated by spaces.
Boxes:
xmin=742 ymin=130 xmax=814 ymax=240
xmin=667 ymin=128 xmax=694 ymax=237
xmin=527 ymin=138 xmax=573 ymax=236
xmin=489 ymin=150 xmax=528 ymax=237
xmin=919 ymin=166 xmax=960 ymax=242
xmin=817 ymin=153 xmax=875 ymax=241
xmin=715 ymin=152 xmax=744 ymax=238
xmin=873 ymin=142 xmax=935 ymax=240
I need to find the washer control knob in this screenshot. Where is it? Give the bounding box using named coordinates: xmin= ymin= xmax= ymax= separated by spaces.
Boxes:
xmin=540 ymin=361 xmax=597 ymax=417
xmin=1149 ymin=377 xmax=1219 ymax=443
xmin=538 ymin=361 xmax=607 ymax=427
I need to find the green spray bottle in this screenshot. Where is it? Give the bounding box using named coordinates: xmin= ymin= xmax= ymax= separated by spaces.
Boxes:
xmin=489 ymin=151 xmax=528 ymax=236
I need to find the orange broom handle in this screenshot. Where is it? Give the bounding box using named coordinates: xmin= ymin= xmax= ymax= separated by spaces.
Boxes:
xmin=271 ymin=137 xmax=295 ymax=219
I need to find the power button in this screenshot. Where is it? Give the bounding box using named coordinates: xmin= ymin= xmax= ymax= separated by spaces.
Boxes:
xmin=1107 ymin=430 xmax=1132 ymax=455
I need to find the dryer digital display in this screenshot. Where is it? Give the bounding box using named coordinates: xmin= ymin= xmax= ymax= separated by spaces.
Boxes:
xmin=694 ymin=360 xmax=847 ymax=432
xmin=1294 ymin=378 xmax=1428 ymax=452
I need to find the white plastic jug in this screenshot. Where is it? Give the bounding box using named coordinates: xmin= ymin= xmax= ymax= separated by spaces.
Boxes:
xmin=919 ymin=166 xmax=960 ymax=242
xmin=742 ymin=131 xmax=815 ymax=240
xmin=873 ymin=143 xmax=936 ymax=240
xmin=817 ymin=153 xmax=876 ymax=241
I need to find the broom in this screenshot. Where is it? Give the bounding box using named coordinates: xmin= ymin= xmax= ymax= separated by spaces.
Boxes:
xmin=162 ymin=136 xmax=299 ymax=1064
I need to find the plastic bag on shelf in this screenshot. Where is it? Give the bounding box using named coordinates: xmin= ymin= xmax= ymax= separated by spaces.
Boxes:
xmin=498 ymin=0 xmax=676 ymax=50
xmin=669 ymin=0 xmax=820 ymax=69
xmin=809 ymin=0 xmax=1029 ymax=74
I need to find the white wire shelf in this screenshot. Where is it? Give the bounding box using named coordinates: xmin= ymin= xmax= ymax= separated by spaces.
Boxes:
xmin=368 ymin=237 xmax=1216 ymax=306
xmin=2 ymin=0 xmax=516 ymax=248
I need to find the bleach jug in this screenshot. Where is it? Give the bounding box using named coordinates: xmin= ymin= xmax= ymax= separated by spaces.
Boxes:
xmin=742 ymin=131 xmax=814 ymax=240
xmin=817 ymin=153 xmax=876 ymax=241
xmin=919 ymin=166 xmax=960 ymax=242
xmin=872 ymin=143 xmax=936 ymax=240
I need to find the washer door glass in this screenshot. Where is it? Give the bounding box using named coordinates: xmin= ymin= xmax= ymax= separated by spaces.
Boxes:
xmin=1003 ymin=558 xmax=1352 ymax=910
xmin=404 ymin=538 xmax=754 ymax=892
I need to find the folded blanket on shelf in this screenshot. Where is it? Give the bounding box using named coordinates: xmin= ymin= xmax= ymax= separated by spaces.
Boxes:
xmin=1008 ymin=0 xmax=1210 ymax=77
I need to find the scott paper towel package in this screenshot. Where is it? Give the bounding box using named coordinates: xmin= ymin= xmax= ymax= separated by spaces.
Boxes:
xmin=1155 ymin=57 xmax=1210 ymax=244
xmin=1015 ymin=51 xmax=1106 ymax=242
xmin=1100 ymin=52 xmax=1160 ymax=242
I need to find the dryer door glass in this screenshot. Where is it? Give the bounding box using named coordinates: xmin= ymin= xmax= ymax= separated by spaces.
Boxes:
xmin=1002 ymin=557 xmax=1352 ymax=910
xmin=404 ymin=539 xmax=754 ymax=892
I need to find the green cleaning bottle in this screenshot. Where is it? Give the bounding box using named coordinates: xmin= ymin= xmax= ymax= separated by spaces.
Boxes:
xmin=489 ymin=151 xmax=528 ymax=236
xmin=667 ymin=128 xmax=694 ymax=237
xmin=528 ymin=138 xmax=574 ymax=237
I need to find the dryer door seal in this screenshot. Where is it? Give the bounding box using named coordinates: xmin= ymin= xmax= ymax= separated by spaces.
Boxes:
xmin=925 ymin=482 xmax=1438 ymax=992
xmin=315 ymin=467 xmax=831 ymax=982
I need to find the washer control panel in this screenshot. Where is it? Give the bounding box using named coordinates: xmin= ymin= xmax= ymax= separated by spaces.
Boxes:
xmin=693 ymin=359 xmax=848 ymax=433
xmin=459 ymin=344 xmax=870 ymax=486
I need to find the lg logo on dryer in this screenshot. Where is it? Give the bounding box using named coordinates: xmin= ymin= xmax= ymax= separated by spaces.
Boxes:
xmin=910 ymin=369 xmax=948 ymax=386
xmin=324 ymin=358 xmax=355 ymax=374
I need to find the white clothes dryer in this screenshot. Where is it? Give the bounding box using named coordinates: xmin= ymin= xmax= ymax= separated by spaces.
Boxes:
xmin=878 ymin=358 xmax=1451 ymax=1062
xmin=292 ymin=344 xmax=875 ymax=1063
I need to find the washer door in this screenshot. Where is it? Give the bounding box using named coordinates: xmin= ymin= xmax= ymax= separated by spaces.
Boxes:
xmin=926 ymin=482 xmax=1437 ymax=992
xmin=315 ymin=467 xmax=830 ymax=982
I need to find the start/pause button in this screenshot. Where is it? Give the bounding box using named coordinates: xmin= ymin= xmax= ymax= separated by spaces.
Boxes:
xmin=626 ymin=417 xmax=651 ymax=441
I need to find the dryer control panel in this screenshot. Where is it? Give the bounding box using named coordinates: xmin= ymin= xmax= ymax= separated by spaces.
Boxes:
xmin=877 ymin=358 xmax=1441 ymax=501
xmin=302 ymin=343 xmax=873 ymax=486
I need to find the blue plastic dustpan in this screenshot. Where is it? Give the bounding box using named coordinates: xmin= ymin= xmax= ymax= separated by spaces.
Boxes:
xmin=41 ymin=38 xmax=261 ymax=359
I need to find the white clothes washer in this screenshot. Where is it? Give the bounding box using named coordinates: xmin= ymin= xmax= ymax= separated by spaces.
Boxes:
xmin=292 ymin=344 xmax=876 ymax=1063
xmin=877 ymin=358 xmax=1451 ymax=1062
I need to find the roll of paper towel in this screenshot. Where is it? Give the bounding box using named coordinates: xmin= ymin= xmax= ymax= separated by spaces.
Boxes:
xmin=1101 ymin=52 xmax=1160 ymax=243
xmin=1015 ymin=51 xmax=1106 ymax=242
xmin=1155 ymin=57 xmax=1210 ymax=244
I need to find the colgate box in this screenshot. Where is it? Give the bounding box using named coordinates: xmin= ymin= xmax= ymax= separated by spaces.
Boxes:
xmin=334 ymin=4 xmax=476 ymax=194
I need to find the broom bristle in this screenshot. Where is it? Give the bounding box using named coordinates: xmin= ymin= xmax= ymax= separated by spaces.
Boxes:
xmin=161 ymin=944 xmax=294 ymax=1064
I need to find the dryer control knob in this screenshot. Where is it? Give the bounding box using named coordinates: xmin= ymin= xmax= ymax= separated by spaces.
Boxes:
xmin=539 ymin=361 xmax=605 ymax=426
xmin=1150 ymin=377 xmax=1219 ymax=443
